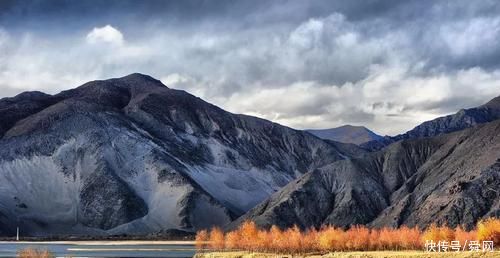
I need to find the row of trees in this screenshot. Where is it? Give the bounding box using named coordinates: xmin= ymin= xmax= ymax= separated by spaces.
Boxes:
xmin=195 ymin=218 xmax=500 ymax=253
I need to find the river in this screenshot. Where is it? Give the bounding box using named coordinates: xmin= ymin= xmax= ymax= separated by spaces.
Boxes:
xmin=0 ymin=241 xmax=196 ymax=257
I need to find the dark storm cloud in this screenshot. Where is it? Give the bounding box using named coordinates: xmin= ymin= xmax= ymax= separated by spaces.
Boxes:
xmin=3 ymin=0 xmax=500 ymax=73
xmin=1 ymin=0 xmax=500 ymax=134
xmin=0 ymin=0 xmax=402 ymax=25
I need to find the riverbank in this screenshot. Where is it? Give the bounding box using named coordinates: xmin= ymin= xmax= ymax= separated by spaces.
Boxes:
xmin=0 ymin=228 xmax=195 ymax=242
xmin=194 ymin=251 xmax=500 ymax=258
xmin=0 ymin=241 xmax=197 ymax=257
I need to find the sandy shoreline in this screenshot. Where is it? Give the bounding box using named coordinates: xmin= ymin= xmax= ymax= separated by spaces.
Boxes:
xmin=0 ymin=240 xmax=195 ymax=245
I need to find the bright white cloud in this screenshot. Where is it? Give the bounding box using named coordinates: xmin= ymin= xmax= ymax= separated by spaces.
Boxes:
xmin=0 ymin=28 xmax=8 ymax=48
xmin=440 ymin=17 xmax=500 ymax=57
xmin=86 ymin=25 xmax=124 ymax=46
xmin=161 ymin=73 xmax=190 ymax=86
xmin=215 ymin=65 xmax=500 ymax=135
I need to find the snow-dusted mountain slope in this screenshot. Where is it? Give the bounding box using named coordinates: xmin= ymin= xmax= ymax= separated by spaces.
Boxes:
xmin=0 ymin=73 xmax=364 ymax=236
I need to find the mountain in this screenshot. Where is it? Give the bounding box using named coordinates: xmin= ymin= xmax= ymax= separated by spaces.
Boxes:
xmin=231 ymin=119 xmax=500 ymax=230
xmin=307 ymin=125 xmax=383 ymax=145
xmin=361 ymin=96 xmax=500 ymax=151
xmin=0 ymin=73 xmax=365 ymax=236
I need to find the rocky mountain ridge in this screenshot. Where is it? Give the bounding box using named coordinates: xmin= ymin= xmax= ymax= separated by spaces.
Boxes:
xmin=361 ymin=97 xmax=500 ymax=151
xmin=0 ymin=73 xmax=363 ymax=236
xmin=232 ymin=118 xmax=500 ymax=230
xmin=1 ymin=73 xmax=498 ymax=236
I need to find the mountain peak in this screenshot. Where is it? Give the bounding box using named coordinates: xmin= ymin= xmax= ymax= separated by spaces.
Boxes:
xmin=0 ymin=74 xmax=353 ymax=236
xmin=338 ymin=124 xmax=366 ymax=130
xmin=361 ymin=94 xmax=500 ymax=151
xmin=114 ymin=73 xmax=168 ymax=89
xmin=118 ymin=73 xmax=163 ymax=84
xmin=483 ymin=95 xmax=500 ymax=109
xmin=307 ymin=125 xmax=382 ymax=145
xmin=1 ymin=91 xmax=51 ymax=103
xmin=49 ymin=73 xmax=169 ymax=112
xmin=71 ymin=73 xmax=168 ymax=97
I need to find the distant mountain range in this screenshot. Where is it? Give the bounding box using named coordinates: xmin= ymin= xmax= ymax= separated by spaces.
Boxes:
xmin=361 ymin=96 xmax=500 ymax=150
xmin=307 ymin=125 xmax=383 ymax=145
xmin=0 ymin=73 xmax=498 ymax=236
xmin=230 ymin=95 xmax=500 ymax=231
xmin=231 ymin=119 xmax=500 ymax=230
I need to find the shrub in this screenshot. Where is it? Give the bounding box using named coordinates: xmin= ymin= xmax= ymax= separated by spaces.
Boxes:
xmin=17 ymin=248 xmax=54 ymax=258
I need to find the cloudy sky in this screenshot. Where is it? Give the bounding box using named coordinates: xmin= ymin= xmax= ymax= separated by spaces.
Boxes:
xmin=1 ymin=0 xmax=500 ymax=135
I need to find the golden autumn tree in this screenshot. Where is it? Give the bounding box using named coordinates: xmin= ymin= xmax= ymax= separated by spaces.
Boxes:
xmin=422 ymin=223 xmax=455 ymax=244
xmin=454 ymin=226 xmax=476 ymax=244
xmin=317 ymin=226 xmax=344 ymax=252
xmin=255 ymin=229 xmax=270 ymax=251
xmin=345 ymin=225 xmax=370 ymax=251
xmin=195 ymin=229 xmax=209 ymax=251
xmin=398 ymin=226 xmax=422 ymax=250
xmin=378 ymin=227 xmax=398 ymax=250
xmin=208 ymin=227 xmax=225 ymax=250
xmin=268 ymin=225 xmax=284 ymax=252
xmin=239 ymin=220 xmax=259 ymax=250
xmin=368 ymin=227 xmax=380 ymax=250
xmin=224 ymin=231 xmax=240 ymax=250
xmin=477 ymin=217 xmax=500 ymax=245
xmin=17 ymin=248 xmax=54 ymax=258
xmin=303 ymin=227 xmax=320 ymax=252
xmin=439 ymin=225 xmax=455 ymax=242
xmin=285 ymin=225 xmax=303 ymax=253
xmin=422 ymin=224 xmax=441 ymax=243
xmin=194 ymin=217 xmax=500 ymax=254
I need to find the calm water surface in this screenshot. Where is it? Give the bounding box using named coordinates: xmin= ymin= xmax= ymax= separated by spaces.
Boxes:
xmin=0 ymin=242 xmax=196 ymax=257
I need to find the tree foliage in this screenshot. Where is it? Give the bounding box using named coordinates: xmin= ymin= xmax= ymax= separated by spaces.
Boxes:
xmin=195 ymin=218 xmax=500 ymax=254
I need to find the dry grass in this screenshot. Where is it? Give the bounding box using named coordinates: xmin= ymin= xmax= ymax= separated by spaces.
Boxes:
xmin=17 ymin=248 xmax=54 ymax=258
xmin=194 ymin=250 xmax=500 ymax=258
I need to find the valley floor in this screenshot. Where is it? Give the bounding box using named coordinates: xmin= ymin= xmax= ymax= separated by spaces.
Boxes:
xmin=194 ymin=251 xmax=500 ymax=258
